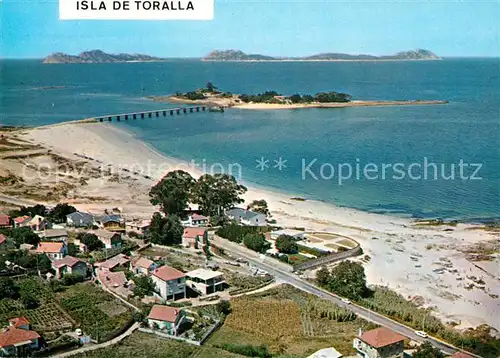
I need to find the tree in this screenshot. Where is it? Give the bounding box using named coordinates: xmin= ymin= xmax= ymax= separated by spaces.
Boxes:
xmin=192 ymin=174 xmax=247 ymax=216
xmin=247 ymin=199 xmax=270 ymax=217
xmin=203 ymin=234 xmax=212 ymax=259
xmin=243 ymin=233 xmax=270 ymax=253
xmin=18 ymin=278 xmax=41 ymax=308
xmin=10 ymin=204 xmax=47 ymax=218
xmin=48 ymin=203 xmax=77 ymax=223
xmin=328 ymin=260 xmax=367 ymax=300
xmin=10 ymin=227 xmax=40 ymax=247
xmin=149 ymin=212 xmax=166 ymax=244
xmin=67 ymin=243 xmax=80 ymax=256
xmin=413 ymin=342 xmax=445 ymax=358
xmin=61 ymin=273 xmax=85 ymax=286
xmin=149 ymin=170 xmax=195 ymax=216
xmin=275 ymin=235 xmax=298 ymax=254
xmin=77 ymin=233 xmax=104 ymax=252
xmin=301 ymin=94 xmax=315 ymax=103
xmin=216 ymin=300 xmax=231 ymax=315
xmin=288 ymin=94 xmax=302 ymax=103
xmin=315 ymin=266 xmax=331 ymax=287
xmin=133 ymin=275 xmax=156 ymax=298
xmin=206 ymin=82 xmax=218 ymax=93
xmin=149 ymin=213 xmax=183 ymax=246
xmin=0 ymin=278 xmax=19 ymax=300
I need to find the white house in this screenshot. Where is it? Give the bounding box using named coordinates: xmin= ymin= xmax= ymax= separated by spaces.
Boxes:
xmin=94 ymin=229 xmax=122 ymax=249
xmin=151 ymin=265 xmax=186 ymax=301
xmin=35 ymin=242 xmax=67 ymax=261
xmin=182 ymin=214 xmax=209 ymax=227
xmin=147 ymin=305 xmax=186 ymax=336
xmin=307 ymin=347 xmax=343 ymax=358
xmin=226 ymin=208 xmax=267 ymax=226
xmin=51 ymin=256 xmax=88 ymax=279
xmin=130 ymin=257 xmax=157 ymax=275
xmin=186 ymin=268 xmax=225 ymax=296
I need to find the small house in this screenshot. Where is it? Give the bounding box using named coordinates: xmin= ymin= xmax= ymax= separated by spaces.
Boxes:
xmin=25 ymin=215 xmax=51 ymax=232
xmin=130 ymin=257 xmax=156 ymax=275
xmin=95 ymin=253 xmax=130 ymax=272
xmin=186 ymin=268 xmax=225 ymax=295
xmin=95 ymin=229 xmax=122 ymax=249
xmin=226 ymin=208 xmax=266 ymax=226
xmin=66 ymin=212 xmax=95 ymax=228
xmin=182 ymin=214 xmax=209 ymax=227
xmin=151 ymin=265 xmax=186 ymax=301
xmin=51 ymin=256 xmax=88 ymax=279
xmin=13 ymin=216 xmax=31 ymax=228
xmin=39 ymin=229 xmax=68 ymax=242
xmin=307 ymin=347 xmax=343 ymax=358
xmin=182 ymin=228 xmax=207 ymax=248
xmin=0 ymin=214 xmax=10 ymax=228
xmin=126 ymin=220 xmax=150 ymax=235
xmin=270 ymin=229 xmax=306 ymax=241
xmin=94 ymin=214 xmax=125 ymax=232
xmin=35 ymin=242 xmax=67 ymax=261
xmin=147 ymin=305 xmax=185 ymax=336
xmin=0 ymin=317 xmax=41 ymax=357
xmin=98 ymin=270 xmax=134 ymax=297
xmin=353 ymin=327 xmax=405 ymax=358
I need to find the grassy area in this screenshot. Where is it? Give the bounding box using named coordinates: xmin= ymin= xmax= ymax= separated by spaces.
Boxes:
xmin=225 ymin=272 xmax=274 ymax=295
xmin=335 ymin=239 xmax=357 ymax=248
xmin=0 ymin=278 xmax=74 ymax=332
xmin=56 ymin=283 xmax=133 ymax=342
xmin=287 ymin=253 xmax=311 ymax=264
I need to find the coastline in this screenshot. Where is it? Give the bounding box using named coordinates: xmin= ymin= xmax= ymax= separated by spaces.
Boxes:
xmin=13 ymin=121 xmax=499 ymax=332
xmin=152 ymin=96 xmax=449 ymax=110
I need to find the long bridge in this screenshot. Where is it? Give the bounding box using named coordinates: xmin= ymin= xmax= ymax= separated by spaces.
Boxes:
xmin=92 ymin=105 xmax=221 ymax=122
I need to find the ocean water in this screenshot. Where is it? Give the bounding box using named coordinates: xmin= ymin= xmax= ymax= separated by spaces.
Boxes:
xmin=1 ymin=59 xmax=499 ymax=221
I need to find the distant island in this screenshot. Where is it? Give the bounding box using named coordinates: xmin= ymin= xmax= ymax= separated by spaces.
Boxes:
xmin=203 ymin=49 xmax=441 ymax=62
xmin=42 ymin=50 xmax=165 ymax=64
xmin=152 ymin=82 xmax=448 ymax=110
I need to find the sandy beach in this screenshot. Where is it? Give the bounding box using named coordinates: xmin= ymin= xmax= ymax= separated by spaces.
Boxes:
xmin=3 ymin=122 xmax=498 ymax=332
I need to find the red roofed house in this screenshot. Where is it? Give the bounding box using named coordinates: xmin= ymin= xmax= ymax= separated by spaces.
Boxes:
xmin=13 ymin=216 xmax=31 ymax=228
xmin=151 ymin=265 xmax=186 ymax=301
xmin=0 ymin=214 xmax=10 ymax=228
xmin=130 ymin=257 xmax=157 ymax=275
xmin=98 ymin=270 xmax=134 ymax=298
xmin=147 ymin=305 xmax=186 ymax=335
xmin=51 ymin=256 xmax=88 ymax=279
xmin=182 ymin=227 xmax=207 ymax=248
xmin=95 ymin=253 xmax=130 ymax=272
xmin=36 ymin=242 xmax=67 ymax=261
xmin=0 ymin=317 xmax=41 ymax=357
xmin=0 ymin=234 xmax=7 ymax=246
xmin=353 ymin=327 xmax=405 ymax=358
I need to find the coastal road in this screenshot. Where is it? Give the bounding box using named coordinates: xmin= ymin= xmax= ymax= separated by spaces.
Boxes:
xmin=211 ymin=236 xmax=471 ymax=357
xmin=0 ymin=193 xmax=52 ymax=208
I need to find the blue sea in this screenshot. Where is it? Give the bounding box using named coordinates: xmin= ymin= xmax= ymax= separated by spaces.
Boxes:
xmin=1 ymin=59 xmax=499 ymax=221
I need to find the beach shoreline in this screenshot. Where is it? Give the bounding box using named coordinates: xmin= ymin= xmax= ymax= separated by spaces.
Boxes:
xmin=4 ymin=121 xmax=498 ymax=331
xmin=151 ymin=95 xmax=449 ymax=110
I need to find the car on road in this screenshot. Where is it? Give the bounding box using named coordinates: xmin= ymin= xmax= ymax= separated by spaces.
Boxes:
xmin=414 ymin=330 xmax=428 ymax=338
xmin=341 ymin=298 xmax=351 ymax=304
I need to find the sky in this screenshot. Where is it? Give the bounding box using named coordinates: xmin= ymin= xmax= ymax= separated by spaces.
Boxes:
xmin=1 ymin=0 xmax=499 ymax=58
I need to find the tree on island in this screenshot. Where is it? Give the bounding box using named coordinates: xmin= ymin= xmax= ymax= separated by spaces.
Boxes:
xmin=149 ymin=170 xmax=195 ymax=217
xmin=289 ymin=94 xmax=302 ymax=104
xmin=275 ymin=234 xmax=298 ymax=254
xmin=246 ymin=199 xmax=270 ymax=217
xmin=205 ymin=82 xmax=218 ymax=93
xmin=243 ymin=233 xmax=270 ymax=253
xmin=191 ymin=173 xmax=247 ymax=217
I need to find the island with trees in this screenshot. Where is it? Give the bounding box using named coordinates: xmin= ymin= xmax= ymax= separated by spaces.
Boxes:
xmin=152 ymin=82 xmax=448 ymax=110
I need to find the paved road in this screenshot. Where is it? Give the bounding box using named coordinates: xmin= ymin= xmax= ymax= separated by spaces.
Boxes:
xmin=0 ymin=194 xmax=42 ymax=207
xmin=212 ymin=236 xmax=476 ymax=357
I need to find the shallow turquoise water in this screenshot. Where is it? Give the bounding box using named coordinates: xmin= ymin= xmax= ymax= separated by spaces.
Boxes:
xmin=1 ymin=59 xmax=498 ymax=221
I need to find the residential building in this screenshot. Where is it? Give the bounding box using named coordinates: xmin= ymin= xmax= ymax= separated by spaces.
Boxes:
xmin=0 ymin=234 xmax=6 ymax=246
xmin=22 ymin=215 xmax=51 ymax=232
xmin=19 ymin=243 xmax=34 ymax=251
xmin=95 ymin=229 xmax=122 ymax=249
xmin=226 ymin=208 xmax=267 ymax=226
xmin=450 ymin=353 xmax=474 ymax=358
xmin=0 ymin=317 xmax=41 ymax=357
xmin=98 ymin=270 xmax=134 ymax=297
xmin=66 ymin=212 xmax=95 ymax=228
xmin=182 ymin=227 xmax=207 ymax=248
xmin=94 ymin=214 xmax=125 ymax=232
xmin=39 ymin=229 xmax=68 ymax=242
xmin=35 ymin=242 xmax=67 ymax=261
xmin=95 ymin=253 xmax=130 ymax=272
xmin=51 ymin=256 xmax=88 ymax=279
xmin=147 ymin=305 xmax=185 ymax=335
xmin=13 ymin=216 xmax=31 ymax=228
xmin=130 ymin=257 xmax=156 ymax=275
xmin=0 ymin=214 xmax=10 ymax=228
xmin=182 ymin=214 xmax=209 ymax=227
xmin=307 ymin=347 xmax=343 ymax=358
xmin=151 ymin=265 xmax=186 ymax=301
xmin=353 ymin=327 xmax=405 ymax=358
xmin=186 ymin=268 xmax=225 ymax=295
xmin=270 ymin=229 xmax=306 ymax=241
xmin=127 ymin=220 xmax=150 ymax=234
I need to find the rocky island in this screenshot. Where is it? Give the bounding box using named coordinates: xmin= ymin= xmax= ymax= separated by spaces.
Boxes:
xmin=42 ymin=50 xmax=165 ymax=64
xmin=152 ymin=82 xmax=448 ymax=110
xmin=203 ymin=49 xmax=441 ymax=61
